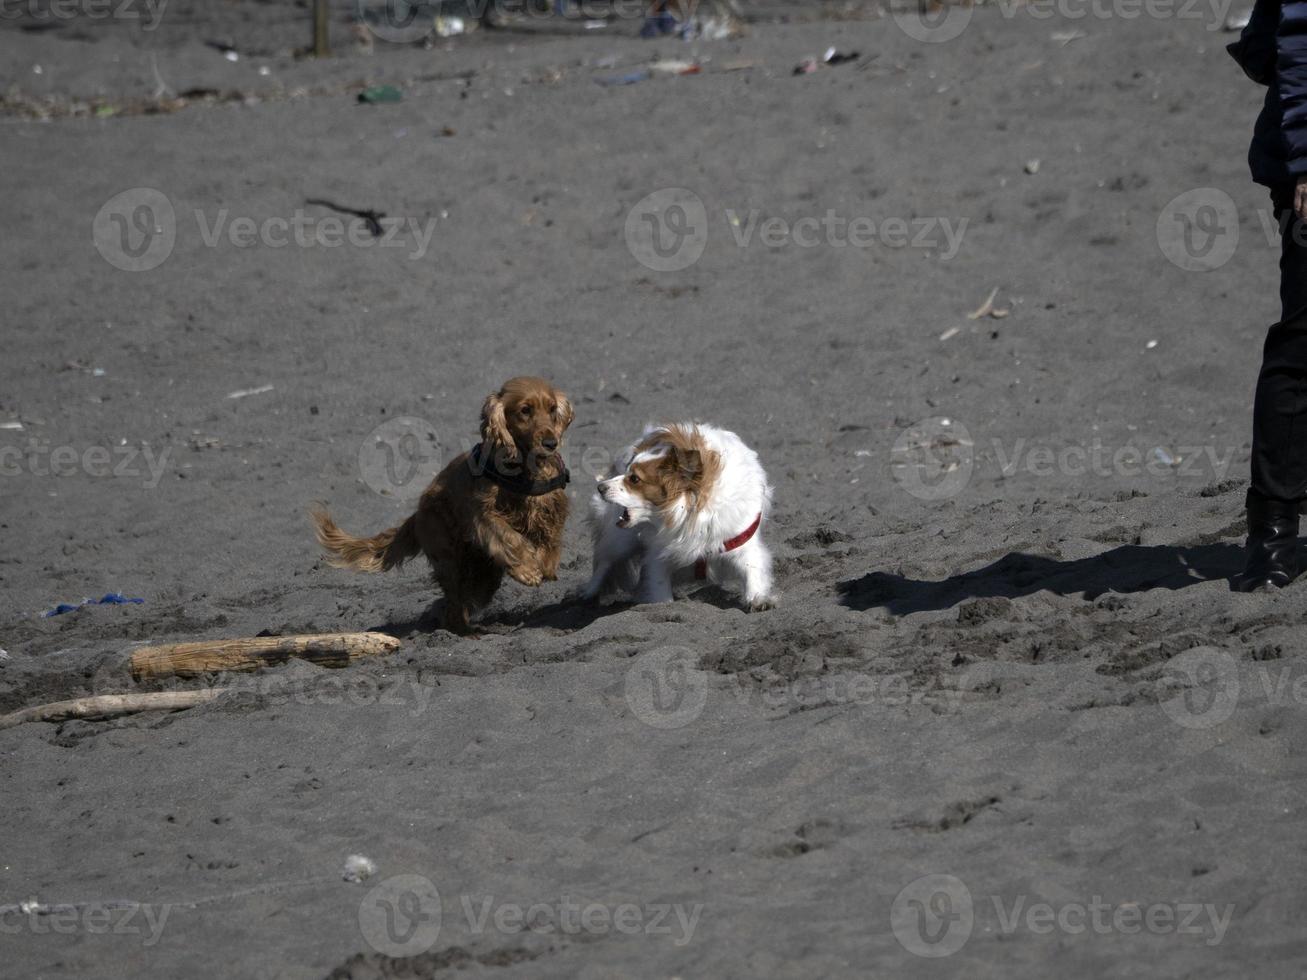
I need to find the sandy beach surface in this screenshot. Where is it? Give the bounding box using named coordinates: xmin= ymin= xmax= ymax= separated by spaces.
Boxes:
xmin=2 ymin=0 xmax=1306 ymax=976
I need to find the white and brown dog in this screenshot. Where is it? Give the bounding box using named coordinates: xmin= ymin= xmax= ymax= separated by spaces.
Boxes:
xmin=582 ymin=423 xmax=775 ymax=610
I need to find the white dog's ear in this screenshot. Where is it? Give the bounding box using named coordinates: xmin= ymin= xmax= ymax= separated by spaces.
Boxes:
xmin=674 ymin=447 xmax=705 ymax=482
xmin=481 ymin=392 xmax=515 ymax=458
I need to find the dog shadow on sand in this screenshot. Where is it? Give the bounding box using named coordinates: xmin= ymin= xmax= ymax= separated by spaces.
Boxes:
xmin=374 ymin=596 xmax=628 ymax=637
xmin=837 ymin=541 xmax=1254 ymax=616
xmin=373 ymin=582 xmax=748 ymax=637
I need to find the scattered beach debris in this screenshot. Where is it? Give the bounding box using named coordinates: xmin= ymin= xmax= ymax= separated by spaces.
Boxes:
xmin=1224 ymin=9 xmax=1252 ymax=30
xmin=227 ymin=384 xmax=275 ymax=400
xmin=434 ymin=15 xmax=465 ymax=37
xmin=0 ymin=421 xmax=22 ymax=431
xmin=0 ymin=648 xmax=9 ymax=662
xmin=1145 ymin=339 xmax=1158 ymax=350
xmin=597 ymin=69 xmax=651 ymax=86
xmin=967 ymin=287 xmax=1011 ymax=320
xmin=43 ymin=593 xmax=144 ymax=618
xmin=694 ymin=15 xmax=740 ymax=41
xmin=650 ymin=59 xmax=701 ymax=76
xmin=129 ymin=632 xmax=403 ymax=681
xmin=357 ymin=85 xmax=402 ymax=104
xmin=343 ymin=855 xmax=377 ymax=883
xmin=150 ymin=53 xmax=173 ymax=100
xmin=0 ymin=691 xmax=225 ymax=731
xmin=1024 ymin=158 xmax=1041 ymax=175
xmin=304 ymin=197 xmax=386 ymax=237
xmin=795 ymin=48 xmax=860 ymax=75
xmin=939 ymin=326 xmax=961 ymax=342
xmin=1152 ymin=447 xmax=1178 ymax=467
xmin=1051 ymin=29 xmax=1086 ymax=45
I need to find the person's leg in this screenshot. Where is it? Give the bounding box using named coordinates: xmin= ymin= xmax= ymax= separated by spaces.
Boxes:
xmin=1237 ymin=185 xmax=1307 ymax=590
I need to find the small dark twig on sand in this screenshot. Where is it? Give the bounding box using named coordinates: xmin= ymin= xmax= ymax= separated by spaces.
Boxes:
xmin=304 ymin=198 xmax=385 ymax=238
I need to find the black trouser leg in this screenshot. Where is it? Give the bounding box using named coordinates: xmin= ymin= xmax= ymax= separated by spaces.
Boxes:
xmin=1237 ymin=187 xmax=1307 ymax=590
xmin=1250 ymin=189 xmax=1307 ymax=502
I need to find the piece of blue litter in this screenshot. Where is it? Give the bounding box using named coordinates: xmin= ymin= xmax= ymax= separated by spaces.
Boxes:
xmin=43 ymin=593 xmax=145 ymax=618
xmin=595 ymin=70 xmax=651 ymax=87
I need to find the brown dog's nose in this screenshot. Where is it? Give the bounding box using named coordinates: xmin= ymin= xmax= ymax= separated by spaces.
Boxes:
xmin=542 ymin=436 xmax=558 ymax=451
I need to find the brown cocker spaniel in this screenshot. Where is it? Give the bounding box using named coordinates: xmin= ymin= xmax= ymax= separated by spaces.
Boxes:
xmin=312 ymin=377 xmax=573 ymax=634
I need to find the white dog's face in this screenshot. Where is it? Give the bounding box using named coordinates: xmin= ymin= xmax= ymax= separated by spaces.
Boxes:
xmin=596 ymin=468 xmax=658 ymax=529
xmin=597 ymin=442 xmax=707 ymax=529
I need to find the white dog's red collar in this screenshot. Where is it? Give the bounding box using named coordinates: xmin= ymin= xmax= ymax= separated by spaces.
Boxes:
xmin=695 ymin=512 xmax=762 ymax=579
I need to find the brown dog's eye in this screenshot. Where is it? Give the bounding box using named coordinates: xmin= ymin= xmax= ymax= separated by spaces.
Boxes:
xmin=520 ymin=405 xmax=533 ymax=418
xmin=628 ymin=473 xmax=640 ymax=486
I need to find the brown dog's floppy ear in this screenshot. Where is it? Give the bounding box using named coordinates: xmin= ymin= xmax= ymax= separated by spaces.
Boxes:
xmin=555 ymin=391 xmax=574 ymax=431
xmin=481 ymin=391 xmax=515 ymax=458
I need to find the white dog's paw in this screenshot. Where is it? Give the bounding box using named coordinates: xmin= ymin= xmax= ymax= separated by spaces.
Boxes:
xmin=635 ymin=591 xmax=674 ymax=605
xmin=747 ymin=596 xmax=777 ymax=612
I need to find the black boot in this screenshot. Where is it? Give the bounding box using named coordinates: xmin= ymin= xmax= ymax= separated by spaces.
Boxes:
xmin=1232 ymin=489 xmax=1301 ymax=592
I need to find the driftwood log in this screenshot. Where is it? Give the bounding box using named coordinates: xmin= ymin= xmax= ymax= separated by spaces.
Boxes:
xmin=0 ymin=690 xmax=226 ymax=731
xmin=129 ymin=632 xmax=402 ymax=681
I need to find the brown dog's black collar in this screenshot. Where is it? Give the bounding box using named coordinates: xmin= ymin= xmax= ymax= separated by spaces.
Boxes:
xmin=470 ymin=444 xmax=570 ymax=496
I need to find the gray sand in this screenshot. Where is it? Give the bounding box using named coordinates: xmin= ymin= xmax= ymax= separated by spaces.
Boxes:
xmin=2 ymin=1 xmax=1305 ymax=977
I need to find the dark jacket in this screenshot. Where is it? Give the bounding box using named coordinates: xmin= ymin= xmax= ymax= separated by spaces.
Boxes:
xmin=1232 ymin=0 xmax=1307 ymax=187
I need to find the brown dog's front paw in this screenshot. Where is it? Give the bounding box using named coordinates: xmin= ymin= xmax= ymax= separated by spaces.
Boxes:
xmin=510 ymin=565 xmax=544 ymax=587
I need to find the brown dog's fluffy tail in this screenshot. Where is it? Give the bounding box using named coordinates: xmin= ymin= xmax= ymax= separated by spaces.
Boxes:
xmin=311 ymin=506 xmax=420 ymax=573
